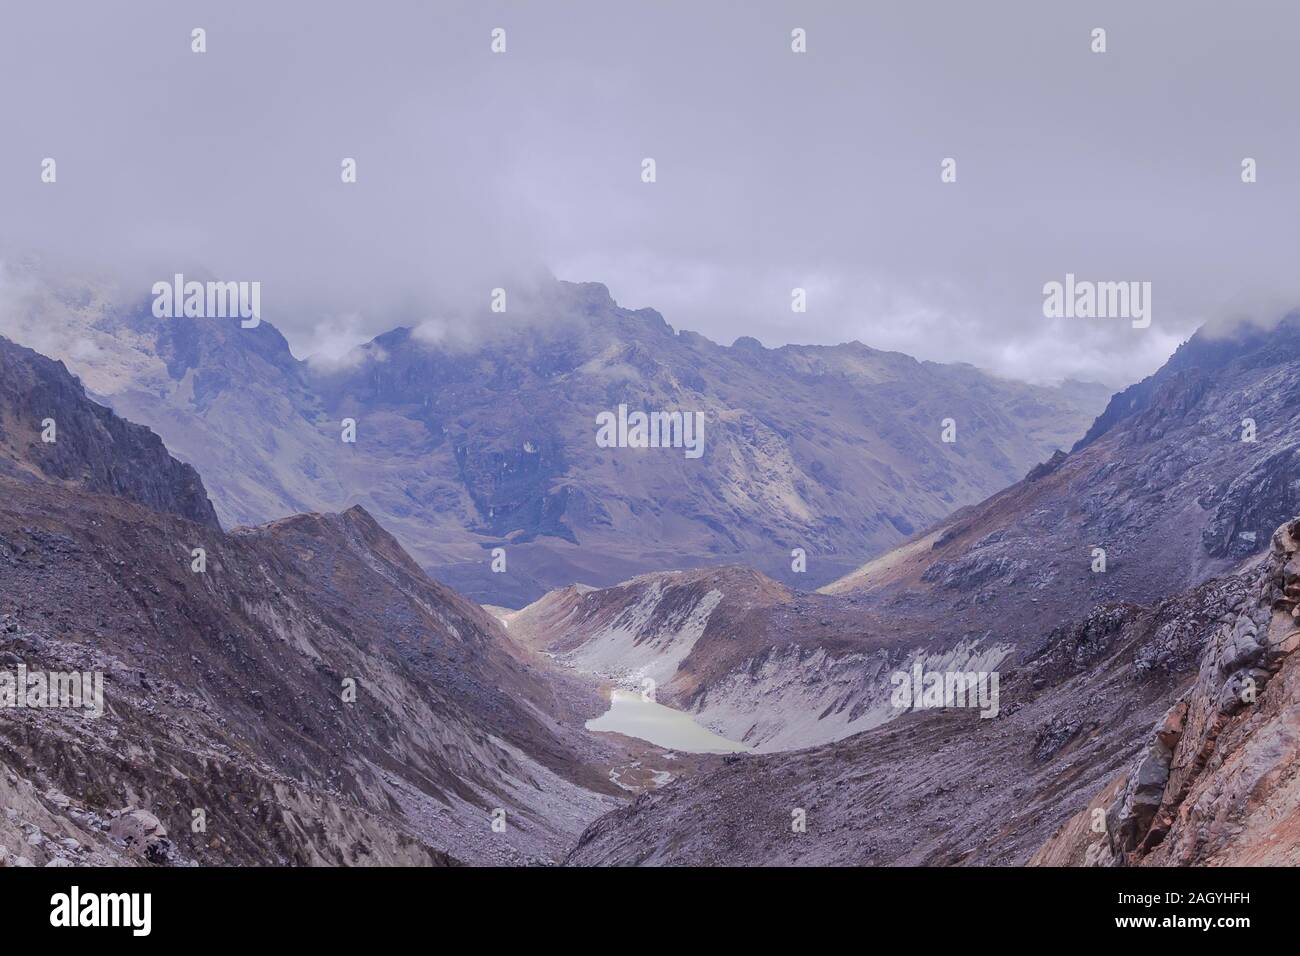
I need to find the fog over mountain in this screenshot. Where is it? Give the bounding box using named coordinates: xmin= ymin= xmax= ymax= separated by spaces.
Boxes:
xmin=5 ymin=301 xmax=1300 ymax=871
xmin=4 ymin=0 xmax=1300 ymax=384
xmin=0 ymin=269 xmax=1110 ymax=603
xmin=5 ymin=0 xmax=1300 ymax=916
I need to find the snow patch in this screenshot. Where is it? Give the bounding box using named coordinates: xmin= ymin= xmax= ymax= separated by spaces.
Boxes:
xmin=558 ymin=583 xmax=723 ymax=687
xmin=689 ymin=639 xmax=1013 ymax=752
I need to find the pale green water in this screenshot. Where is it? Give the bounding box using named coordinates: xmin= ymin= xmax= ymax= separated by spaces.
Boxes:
xmin=586 ymin=689 xmax=752 ymax=754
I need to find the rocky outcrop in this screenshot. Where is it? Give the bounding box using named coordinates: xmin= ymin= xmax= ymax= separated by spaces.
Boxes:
xmin=1041 ymin=515 xmax=1300 ymax=866
xmin=108 ymin=809 xmax=175 ymax=864
xmin=1200 ymin=443 xmax=1300 ymax=559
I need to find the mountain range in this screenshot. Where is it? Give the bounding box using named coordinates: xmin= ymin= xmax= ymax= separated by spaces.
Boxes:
xmin=0 ymin=337 xmax=619 ymax=865
xmin=2 ymin=274 xmax=1299 ymax=868
xmin=0 ymin=271 xmax=1108 ymax=604
xmin=564 ymin=314 xmax=1300 ymax=864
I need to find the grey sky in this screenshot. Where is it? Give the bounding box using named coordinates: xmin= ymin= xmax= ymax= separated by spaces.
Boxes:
xmin=2 ymin=0 xmax=1298 ymax=386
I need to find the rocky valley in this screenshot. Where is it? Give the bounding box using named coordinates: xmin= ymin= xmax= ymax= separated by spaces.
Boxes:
xmin=1 ymin=299 xmax=1299 ymax=871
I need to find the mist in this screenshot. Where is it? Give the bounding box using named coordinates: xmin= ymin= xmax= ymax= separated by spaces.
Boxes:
xmin=3 ymin=0 xmax=1299 ymax=386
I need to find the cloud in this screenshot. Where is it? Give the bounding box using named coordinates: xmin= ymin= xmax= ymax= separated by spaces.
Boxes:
xmin=301 ymin=314 xmax=386 ymax=371
xmin=2 ymin=0 xmax=1298 ymax=387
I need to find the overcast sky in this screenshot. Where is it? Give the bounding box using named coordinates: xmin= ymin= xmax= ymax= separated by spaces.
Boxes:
xmin=2 ymin=0 xmax=1298 ymax=386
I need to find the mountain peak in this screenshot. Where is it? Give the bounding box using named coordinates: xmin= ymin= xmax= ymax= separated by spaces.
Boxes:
xmin=554 ymin=279 xmax=618 ymax=314
xmin=1074 ymin=312 xmax=1300 ymax=452
xmin=0 ymin=335 xmax=219 ymax=528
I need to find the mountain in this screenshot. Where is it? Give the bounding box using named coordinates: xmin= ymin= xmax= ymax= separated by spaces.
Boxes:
xmin=0 ymin=337 xmax=217 ymax=528
xmin=0 ymin=334 xmax=618 ymax=866
xmin=0 ymin=271 xmax=1108 ymax=604
xmin=494 ymin=315 xmax=1300 ymax=759
xmin=5 ymin=291 xmax=1300 ymax=869
xmin=821 ymin=314 xmax=1300 ymax=642
xmin=565 ymin=566 xmax=1247 ymax=865
xmin=507 ymin=565 xmax=1006 ymax=753
xmin=563 ymin=316 xmax=1300 ymax=865
xmin=11 ymin=272 xmax=1300 ymax=870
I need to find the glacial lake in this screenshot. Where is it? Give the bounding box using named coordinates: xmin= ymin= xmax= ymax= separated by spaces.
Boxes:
xmin=586 ymin=689 xmax=752 ymax=754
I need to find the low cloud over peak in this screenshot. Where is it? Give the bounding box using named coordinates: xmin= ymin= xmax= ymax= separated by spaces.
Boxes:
xmin=3 ymin=0 xmax=1299 ymax=388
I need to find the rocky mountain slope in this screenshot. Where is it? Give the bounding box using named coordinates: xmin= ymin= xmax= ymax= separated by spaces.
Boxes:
xmin=564 ymin=317 xmax=1300 ymax=864
xmin=565 ymin=566 xmax=1245 ymax=865
xmin=0 ymin=334 xmax=619 ymax=866
xmin=509 ymin=566 xmax=1006 ymax=752
xmin=0 ymin=271 xmax=1107 ymax=604
xmin=1034 ymin=517 xmax=1300 ymax=867
xmin=0 ymin=337 xmax=217 ymax=528
xmin=821 ymin=314 xmax=1300 ymax=649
